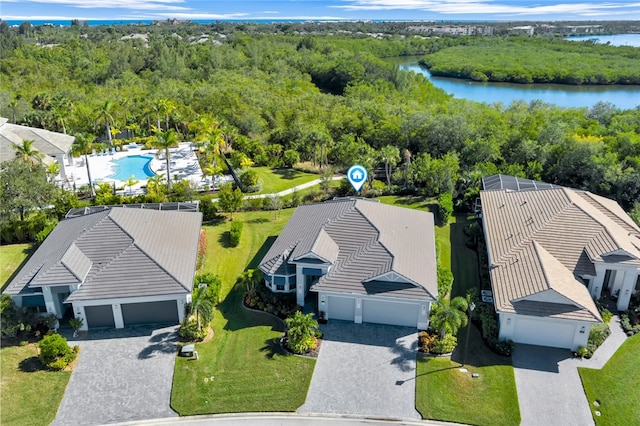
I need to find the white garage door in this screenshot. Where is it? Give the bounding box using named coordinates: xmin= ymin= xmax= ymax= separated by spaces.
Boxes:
xmin=328 ymin=296 xmax=355 ymax=321
xmin=363 ymin=298 xmax=419 ymax=327
xmin=513 ymin=317 xmax=576 ymax=349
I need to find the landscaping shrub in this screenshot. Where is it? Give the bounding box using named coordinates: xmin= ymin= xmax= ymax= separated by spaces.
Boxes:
xmin=35 ymin=221 xmax=57 ymax=245
xmin=620 ymin=311 xmax=640 ymax=336
xmin=229 ymin=220 xmax=243 ymax=246
xmin=437 ymin=266 xmax=453 ymax=299
xmin=239 ymin=169 xmax=259 ymax=192
xmin=179 ymin=318 xmax=207 ymax=341
xmin=418 ymin=330 xmax=438 ymax=353
xmin=438 ymin=192 xmax=453 ymax=224
xmin=194 ymin=272 xmax=222 ymax=304
xmin=243 ymin=276 xmax=298 ymax=320
xmin=38 ymin=334 xmax=78 ymax=370
xmin=199 ymin=195 xmax=219 ymax=221
xmin=471 ymin=302 xmax=514 ymax=356
xmin=196 ymin=230 xmax=207 ymax=271
xmin=432 ymin=333 xmax=457 ymax=354
xmin=584 ymin=323 xmax=611 ymax=358
xmin=284 ymin=311 xmax=319 ymax=354
xmin=283 ymin=149 xmax=300 ymax=168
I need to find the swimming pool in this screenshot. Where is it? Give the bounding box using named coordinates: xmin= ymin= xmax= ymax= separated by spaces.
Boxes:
xmin=108 ymin=155 xmax=155 ymax=181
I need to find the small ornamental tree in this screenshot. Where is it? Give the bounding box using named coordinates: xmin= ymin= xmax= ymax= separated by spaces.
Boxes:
xmin=430 ymin=296 xmax=469 ymax=339
xmin=285 ymin=311 xmax=319 ymax=354
xmin=38 ymin=334 xmax=78 ymax=371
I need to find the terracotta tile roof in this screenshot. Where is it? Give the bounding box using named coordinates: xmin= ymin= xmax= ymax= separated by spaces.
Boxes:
xmin=480 ymin=183 xmax=640 ymax=322
xmin=259 ymin=198 xmax=437 ymax=301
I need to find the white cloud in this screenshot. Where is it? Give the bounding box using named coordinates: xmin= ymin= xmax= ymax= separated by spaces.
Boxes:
xmin=25 ymin=0 xmax=191 ymax=11
xmin=332 ymin=0 xmax=640 ymax=17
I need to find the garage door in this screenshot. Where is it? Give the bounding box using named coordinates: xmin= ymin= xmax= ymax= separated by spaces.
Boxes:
xmin=85 ymin=305 xmax=115 ymax=328
xmin=513 ymin=317 xmax=576 ymax=349
xmin=328 ymin=296 xmax=355 ymax=321
xmin=121 ymin=300 xmax=179 ymax=326
xmin=363 ymin=298 xmax=419 ymax=327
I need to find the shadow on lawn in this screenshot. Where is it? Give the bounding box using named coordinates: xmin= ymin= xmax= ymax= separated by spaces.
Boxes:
xmin=18 ymin=355 xmax=45 ymax=372
xmin=259 ymin=337 xmax=286 ymax=359
xmin=273 ymin=168 xmax=305 ymax=180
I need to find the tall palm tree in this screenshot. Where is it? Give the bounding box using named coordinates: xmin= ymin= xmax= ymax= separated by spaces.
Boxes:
xmin=71 ymin=133 xmax=96 ymax=197
xmin=97 ymin=100 xmax=115 ymax=146
xmin=430 ymin=296 xmax=469 ymax=338
xmin=159 ymin=98 xmax=177 ymax=131
xmin=152 ymin=129 xmax=179 ymax=190
xmin=189 ymin=285 xmax=213 ymax=331
xmin=189 ymin=114 xmax=225 ymax=157
xmin=12 ymin=139 xmax=43 ymax=166
xmin=380 ymin=145 xmax=400 ymax=190
xmin=8 ymin=99 xmax=19 ymax=123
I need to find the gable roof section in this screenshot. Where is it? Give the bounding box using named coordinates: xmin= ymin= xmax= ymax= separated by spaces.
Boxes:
xmin=259 ymin=198 xmax=437 ymax=301
xmin=481 ymin=181 xmax=640 ymax=322
xmin=5 ymin=208 xmax=202 ymax=301
xmin=0 ymin=118 xmax=74 ymax=163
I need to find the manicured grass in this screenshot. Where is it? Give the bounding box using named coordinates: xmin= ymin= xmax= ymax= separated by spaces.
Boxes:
xmin=579 ymin=334 xmax=640 ymax=425
xmin=0 ymin=243 xmax=34 ymax=291
xmin=172 ymin=208 xmax=315 ymax=415
xmin=252 ymin=167 xmax=319 ymax=195
xmin=415 ymin=325 xmax=520 ymax=426
xmin=1 ymin=343 xmax=71 ymax=426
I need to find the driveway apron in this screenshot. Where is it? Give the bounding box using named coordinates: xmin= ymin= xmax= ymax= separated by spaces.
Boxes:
xmin=512 ymin=344 xmax=594 ymax=426
xmin=298 ymin=321 xmax=420 ymax=420
xmin=52 ymin=325 xmax=179 ymax=426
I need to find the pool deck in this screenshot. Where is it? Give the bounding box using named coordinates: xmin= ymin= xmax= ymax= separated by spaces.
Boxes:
xmin=65 ymin=143 xmax=206 ymax=194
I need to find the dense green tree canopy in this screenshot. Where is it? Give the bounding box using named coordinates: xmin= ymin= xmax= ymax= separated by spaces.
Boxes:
xmin=1 ymin=22 xmax=639 ymax=213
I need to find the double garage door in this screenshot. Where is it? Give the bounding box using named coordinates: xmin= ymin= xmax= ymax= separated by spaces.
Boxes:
xmin=84 ymin=300 xmax=179 ymax=329
xmin=512 ymin=317 xmax=576 ymax=349
xmin=327 ymin=295 xmax=419 ymax=328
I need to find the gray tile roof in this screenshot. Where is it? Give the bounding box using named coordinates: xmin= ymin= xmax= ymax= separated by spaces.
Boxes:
xmin=0 ymin=118 xmax=74 ymax=163
xmin=259 ymin=198 xmax=437 ymax=302
xmin=5 ymin=208 xmax=202 ymax=302
xmin=480 ymin=180 xmax=640 ymax=322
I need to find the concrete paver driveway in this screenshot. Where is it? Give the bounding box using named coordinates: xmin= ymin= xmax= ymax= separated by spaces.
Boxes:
xmin=512 ymin=344 xmax=593 ymax=426
xmin=298 ymin=321 xmax=420 ymax=420
xmin=52 ymin=325 xmax=179 ymax=426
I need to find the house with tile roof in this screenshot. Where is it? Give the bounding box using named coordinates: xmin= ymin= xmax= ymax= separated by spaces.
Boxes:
xmin=258 ymin=198 xmax=438 ymax=329
xmin=4 ymin=206 xmax=202 ymax=331
xmin=0 ymin=117 xmax=74 ymax=179
xmin=480 ymin=175 xmax=640 ymax=350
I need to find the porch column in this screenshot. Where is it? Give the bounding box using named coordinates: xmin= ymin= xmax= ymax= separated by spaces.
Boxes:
xmin=112 ymin=304 xmax=124 ymax=329
xmin=74 ymin=305 xmax=88 ymax=331
xmin=590 ymin=270 xmax=605 ymax=299
xmin=296 ymin=267 xmax=304 ymax=306
xmin=617 ymin=270 xmax=638 ymax=311
xmin=42 ymin=287 xmax=58 ymax=317
xmin=417 ymin=303 xmax=430 ymax=330
xmin=354 ymin=298 xmax=362 ymax=324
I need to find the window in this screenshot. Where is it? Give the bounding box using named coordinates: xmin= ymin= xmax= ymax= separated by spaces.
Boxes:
xmin=289 ymin=284 xmax=297 ymax=291
xmin=635 ymin=274 xmax=640 ymax=291
xmin=276 ymin=285 xmax=285 ymax=291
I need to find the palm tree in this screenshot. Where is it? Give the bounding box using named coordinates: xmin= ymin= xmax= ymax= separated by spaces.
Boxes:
xmin=8 ymin=99 xmax=19 ymax=123
xmin=189 ymin=285 xmax=213 ymax=331
xmin=284 ymin=311 xmax=320 ymax=354
xmin=124 ymin=175 xmax=139 ymax=196
xmin=97 ymin=100 xmax=115 ymax=146
xmin=380 ymin=145 xmax=400 ymax=190
xmin=12 ymin=139 xmax=44 ymax=166
xmin=152 ymin=129 xmax=179 ymax=190
xmin=159 ymin=98 xmax=176 ymax=131
xmin=71 ymin=133 xmax=96 ymax=197
xmin=189 ymin=114 xmax=225 ymax=158
xmin=430 ymin=296 xmax=469 ymax=338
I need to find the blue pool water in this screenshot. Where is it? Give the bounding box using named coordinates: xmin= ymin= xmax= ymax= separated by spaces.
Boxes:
xmin=109 ymin=155 xmax=155 ymax=181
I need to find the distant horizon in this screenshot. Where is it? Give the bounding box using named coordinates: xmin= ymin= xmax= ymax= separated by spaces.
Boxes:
xmin=2 ymin=0 xmax=639 ymax=24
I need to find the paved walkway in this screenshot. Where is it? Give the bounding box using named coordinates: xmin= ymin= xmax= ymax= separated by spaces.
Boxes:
xmin=243 ymin=175 xmax=344 ymax=200
xmin=513 ymin=315 xmax=627 ymax=426
xmin=52 ymin=325 xmax=179 ymax=426
xmin=298 ymin=321 xmax=420 ymax=421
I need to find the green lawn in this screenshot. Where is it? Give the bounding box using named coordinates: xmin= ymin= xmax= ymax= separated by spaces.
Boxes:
xmin=172 ymin=208 xmax=315 ymax=415
xmin=415 ymin=324 xmax=520 ymax=426
xmin=579 ymin=333 xmax=640 ymax=425
xmin=252 ymin=167 xmax=319 ymax=195
xmin=1 ymin=243 xmax=34 ymax=291
xmin=1 ymin=344 xmax=72 ymax=426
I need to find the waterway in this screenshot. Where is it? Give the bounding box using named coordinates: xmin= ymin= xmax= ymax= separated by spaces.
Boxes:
xmin=392 ymin=56 xmax=640 ymax=110
xmin=565 ymin=34 xmax=640 ymax=47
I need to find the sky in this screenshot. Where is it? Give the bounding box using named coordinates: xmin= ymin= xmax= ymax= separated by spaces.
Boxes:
xmin=2 ymin=0 xmax=640 ymax=23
